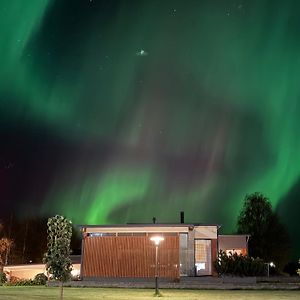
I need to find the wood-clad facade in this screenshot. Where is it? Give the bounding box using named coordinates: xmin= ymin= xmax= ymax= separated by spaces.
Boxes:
xmin=82 ymin=235 xmax=179 ymax=278
xmin=80 ymin=223 xmax=222 ymax=279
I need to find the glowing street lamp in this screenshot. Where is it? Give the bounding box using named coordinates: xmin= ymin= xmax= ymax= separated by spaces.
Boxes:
xmin=266 ymin=262 xmax=276 ymax=277
xmin=269 ymin=262 xmax=275 ymax=268
xmin=150 ymin=236 xmax=164 ymax=246
xmin=150 ymin=236 xmax=164 ymax=296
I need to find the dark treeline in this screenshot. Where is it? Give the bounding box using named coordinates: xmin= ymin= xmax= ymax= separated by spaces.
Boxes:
xmin=0 ymin=215 xmax=81 ymax=265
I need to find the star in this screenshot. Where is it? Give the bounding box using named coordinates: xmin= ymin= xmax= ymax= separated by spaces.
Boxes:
xmin=136 ymin=49 xmax=148 ymax=56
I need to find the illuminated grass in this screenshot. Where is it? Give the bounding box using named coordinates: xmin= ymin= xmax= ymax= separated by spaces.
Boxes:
xmin=0 ymin=287 xmax=300 ymax=300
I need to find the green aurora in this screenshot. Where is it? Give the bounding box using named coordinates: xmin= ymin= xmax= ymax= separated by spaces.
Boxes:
xmin=0 ymin=0 xmax=300 ymax=257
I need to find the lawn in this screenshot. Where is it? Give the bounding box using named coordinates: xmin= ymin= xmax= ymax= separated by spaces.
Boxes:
xmin=0 ymin=287 xmax=300 ymax=300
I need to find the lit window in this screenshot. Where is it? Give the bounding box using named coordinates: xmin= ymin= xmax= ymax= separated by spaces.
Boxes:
xmin=226 ymin=249 xmax=242 ymax=256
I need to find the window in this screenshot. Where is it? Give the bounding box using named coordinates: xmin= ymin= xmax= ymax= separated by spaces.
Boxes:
xmin=89 ymin=233 xmax=116 ymax=237
xmin=225 ymin=249 xmax=243 ymax=256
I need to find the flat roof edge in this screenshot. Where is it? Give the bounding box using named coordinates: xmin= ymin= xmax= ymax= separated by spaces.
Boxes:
xmin=78 ymin=223 xmax=221 ymax=228
xmin=219 ymin=234 xmax=251 ymax=237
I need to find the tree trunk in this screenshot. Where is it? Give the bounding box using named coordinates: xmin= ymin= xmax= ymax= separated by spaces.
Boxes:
xmin=59 ymin=281 xmax=64 ymax=300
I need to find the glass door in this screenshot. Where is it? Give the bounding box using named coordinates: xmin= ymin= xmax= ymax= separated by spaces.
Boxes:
xmin=194 ymin=239 xmax=212 ymax=276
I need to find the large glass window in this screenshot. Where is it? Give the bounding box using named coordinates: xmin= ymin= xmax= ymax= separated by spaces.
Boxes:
xmin=179 ymin=233 xmax=188 ymax=276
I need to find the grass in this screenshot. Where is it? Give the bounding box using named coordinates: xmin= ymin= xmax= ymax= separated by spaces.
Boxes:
xmin=0 ymin=287 xmax=299 ymax=300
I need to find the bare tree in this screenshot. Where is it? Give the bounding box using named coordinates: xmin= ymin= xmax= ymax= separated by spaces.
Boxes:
xmin=0 ymin=223 xmax=13 ymax=273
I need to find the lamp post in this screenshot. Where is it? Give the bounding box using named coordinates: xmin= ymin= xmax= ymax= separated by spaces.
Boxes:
xmin=150 ymin=236 xmax=164 ymax=296
xmin=265 ymin=262 xmax=275 ymax=277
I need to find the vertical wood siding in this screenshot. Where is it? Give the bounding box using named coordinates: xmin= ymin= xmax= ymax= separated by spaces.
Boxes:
xmin=82 ymin=235 xmax=179 ymax=279
xmin=211 ymin=239 xmax=218 ymax=276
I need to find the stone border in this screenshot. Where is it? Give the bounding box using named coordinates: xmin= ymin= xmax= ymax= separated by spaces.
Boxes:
xmin=47 ymin=277 xmax=300 ymax=290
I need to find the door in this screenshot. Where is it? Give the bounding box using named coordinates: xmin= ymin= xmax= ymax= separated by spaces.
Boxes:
xmin=194 ymin=239 xmax=212 ymax=276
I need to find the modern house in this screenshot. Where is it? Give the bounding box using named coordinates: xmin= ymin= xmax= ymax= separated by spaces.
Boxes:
xmin=79 ymin=216 xmax=249 ymax=280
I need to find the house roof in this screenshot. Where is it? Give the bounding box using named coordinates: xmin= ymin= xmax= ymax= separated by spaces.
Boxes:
xmin=79 ymin=223 xmax=221 ymax=229
xmin=79 ymin=223 xmax=220 ymax=239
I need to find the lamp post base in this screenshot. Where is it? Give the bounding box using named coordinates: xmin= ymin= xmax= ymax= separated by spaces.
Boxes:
xmin=154 ymin=276 xmax=160 ymax=296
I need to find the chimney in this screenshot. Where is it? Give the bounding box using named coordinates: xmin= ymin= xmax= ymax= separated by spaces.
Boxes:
xmin=152 ymin=217 xmax=156 ymax=224
xmin=180 ymin=211 xmax=184 ymax=224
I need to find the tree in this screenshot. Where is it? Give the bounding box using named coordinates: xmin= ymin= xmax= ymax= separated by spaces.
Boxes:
xmin=0 ymin=216 xmax=48 ymax=265
xmin=0 ymin=223 xmax=13 ymax=273
xmin=44 ymin=215 xmax=72 ymax=300
xmin=237 ymin=192 xmax=290 ymax=270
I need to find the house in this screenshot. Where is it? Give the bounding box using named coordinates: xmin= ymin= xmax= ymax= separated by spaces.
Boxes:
xmin=79 ymin=218 xmax=249 ymax=280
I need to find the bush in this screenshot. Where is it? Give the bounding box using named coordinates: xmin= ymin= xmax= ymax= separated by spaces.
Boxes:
xmin=0 ymin=272 xmax=7 ymax=284
xmin=214 ymin=250 xmax=265 ymax=277
xmin=34 ymin=273 xmax=48 ymax=285
xmin=4 ymin=273 xmax=47 ymax=286
xmin=6 ymin=275 xmax=19 ymax=284
xmin=5 ymin=278 xmax=34 ymax=286
xmin=283 ymin=261 xmax=299 ymax=276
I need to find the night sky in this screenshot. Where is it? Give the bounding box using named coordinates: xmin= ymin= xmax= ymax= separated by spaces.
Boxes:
xmin=1 ymin=0 xmax=300 ymax=257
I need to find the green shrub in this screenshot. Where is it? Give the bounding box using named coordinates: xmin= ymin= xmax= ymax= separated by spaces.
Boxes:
xmin=214 ymin=250 xmax=265 ymax=277
xmin=34 ymin=273 xmax=48 ymax=285
xmin=5 ymin=279 xmax=34 ymax=286
xmin=0 ymin=272 xmax=7 ymax=285
xmin=4 ymin=273 xmax=48 ymax=286
xmin=4 ymin=273 xmax=47 ymax=286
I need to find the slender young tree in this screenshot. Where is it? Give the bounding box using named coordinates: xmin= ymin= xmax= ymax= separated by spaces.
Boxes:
xmin=44 ymin=215 xmax=72 ymax=300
